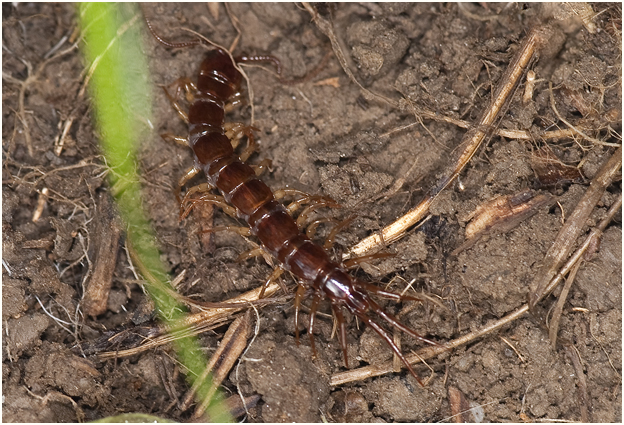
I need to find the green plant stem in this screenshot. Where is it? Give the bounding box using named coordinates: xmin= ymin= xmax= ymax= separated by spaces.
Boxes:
xmin=78 ymin=3 xmax=232 ymax=422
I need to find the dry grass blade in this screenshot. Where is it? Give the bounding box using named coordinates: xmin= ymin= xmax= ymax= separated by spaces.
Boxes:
xmin=548 ymin=261 xmax=582 ymax=349
xmin=347 ymin=24 xmax=553 ymax=258
xmin=452 ymin=191 xmax=555 ymax=255
xmin=185 ymin=312 xmax=252 ymax=419
xmin=529 ymin=146 xmax=622 ymax=308
xmin=562 ymin=343 xmax=590 ymax=422
xmin=95 ymin=282 xmax=280 ymax=359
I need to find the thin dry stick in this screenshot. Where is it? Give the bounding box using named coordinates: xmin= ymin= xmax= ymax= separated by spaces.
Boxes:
xmin=529 ymin=146 xmax=621 ymax=308
xmin=348 ymin=25 xmax=553 ymax=258
xmin=223 ymin=3 xmax=242 ymax=53
xmin=331 ymin=193 xmax=621 ymax=386
xmin=96 ymin=317 xmax=230 ymax=360
xmin=381 ymin=105 xmax=605 ymax=143
xmin=301 ymin=2 xmax=397 ymax=108
xmin=330 ymin=304 xmax=527 ymax=386
xmin=548 ymin=260 xmax=582 ymax=349
xmin=178 ymin=282 xmax=280 ymax=329
xmin=82 ymin=195 xmax=123 ymax=317
xmin=539 ymin=192 xmax=621 ymax=300
xmin=186 ymin=312 xmax=251 ymax=419
xmin=415 ymin=107 xmax=599 ymax=142
xmin=563 ymin=343 xmax=590 ymax=422
xmin=96 ymin=282 xmax=280 ymax=360
xmin=3 ymin=41 xmax=79 ymax=156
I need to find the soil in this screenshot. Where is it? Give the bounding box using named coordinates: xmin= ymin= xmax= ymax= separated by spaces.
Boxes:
xmin=2 ymin=3 xmax=622 ymax=423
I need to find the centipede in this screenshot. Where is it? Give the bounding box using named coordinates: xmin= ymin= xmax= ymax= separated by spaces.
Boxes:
xmin=148 ymin=22 xmax=438 ymax=384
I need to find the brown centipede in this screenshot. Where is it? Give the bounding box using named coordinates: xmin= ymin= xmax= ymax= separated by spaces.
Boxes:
xmin=150 ymin=22 xmax=438 ymax=384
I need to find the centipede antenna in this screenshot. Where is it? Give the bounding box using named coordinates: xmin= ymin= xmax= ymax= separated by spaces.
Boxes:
xmin=235 ymin=54 xmax=282 ymax=76
xmin=358 ymin=282 xmax=405 ymax=301
xmin=144 ymin=15 xmax=201 ymax=49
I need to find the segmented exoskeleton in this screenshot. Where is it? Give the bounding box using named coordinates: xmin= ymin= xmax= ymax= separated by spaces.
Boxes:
xmin=166 ymin=46 xmax=437 ymax=383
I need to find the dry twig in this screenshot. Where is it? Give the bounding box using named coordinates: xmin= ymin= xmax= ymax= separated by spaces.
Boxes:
xmin=529 ymin=146 xmax=622 ymax=308
xmin=187 ymin=312 xmax=252 ymax=419
xmin=348 ymin=25 xmax=553 ymax=258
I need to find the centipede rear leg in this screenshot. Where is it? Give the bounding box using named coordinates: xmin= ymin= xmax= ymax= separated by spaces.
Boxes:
xmin=165 ymin=77 xmax=197 ymax=103
xmin=306 ymin=293 xmax=323 ymax=359
xmin=223 ymin=122 xmax=260 ymax=161
xmin=259 ymin=266 xmax=286 ymax=298
xmin=359 ymin=313 xmax=425 ymax=386
xmin=366 ymin=296 xmax=435 ymax=346
xmin=331 ymin=304 xmax=350 ymax=367
xmin=161 ymin=85 xmax=191 ymax=123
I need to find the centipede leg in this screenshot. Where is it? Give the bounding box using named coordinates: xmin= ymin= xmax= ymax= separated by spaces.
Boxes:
xmin=201 ymin=225 xmax=251 ymax=237
xmin=223 ymin=90 xmax=247 ymax=113
xmin=260 ymin=266 xmax=285 ymax=298
xmin=322 ymin=215 xmax=355 ymax=250
xmin=239 ymin=133 xmax=257 ymax=162
xmin=224 ymin=122 xmax=260 ymax=162
xmin=308 ymin=293 xmax=322 ymax=358
xmin=180 ymin=185 xmax=237 ymax=219
xmin=368 ymin=298 xmax=436 ymax=346
xmin=332 ymin=305 xmax=349 ymax=367
xmin=342 ymin=252 xmax=395 ymax=269
xmin=282 ymin=194 xmax=339 ymax=221
xmin=274 ymin=188 xmax=310 ymax=200
xmin=359 ymin=313 xmax=424 ymax=386
xmin=284 ymin=195 xmax=315 ymax=217
xmin=167 ymin=77 xmax=197 ymax=103
xmin=274 ymin=189 xmax=336 ymax=209
xmin=354 ymin=281 xmax=414 ymax=302
xmin=296 ymin=197 xmax=341 ymax=229
xmin=162 ymin=86 xmax=189 ymax=123
xmin=236 ymin=247 xmax=265 ymax=262
xmin=174 ymin=166 xmax=201 ymax=203
xmin=161 ymin=132 xmax=189 ymax=147
xmin=305 ymin=217 xmax=338 ymax=240
xmin=251 ymin=158 xmax=272 ymax=177
xmin=294 ymin=283 xmax=306 ymax=344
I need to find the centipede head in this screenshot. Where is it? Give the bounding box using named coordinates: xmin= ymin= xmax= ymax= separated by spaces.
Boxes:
xmin=197 ymin=49 xmax=243 ymax=99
